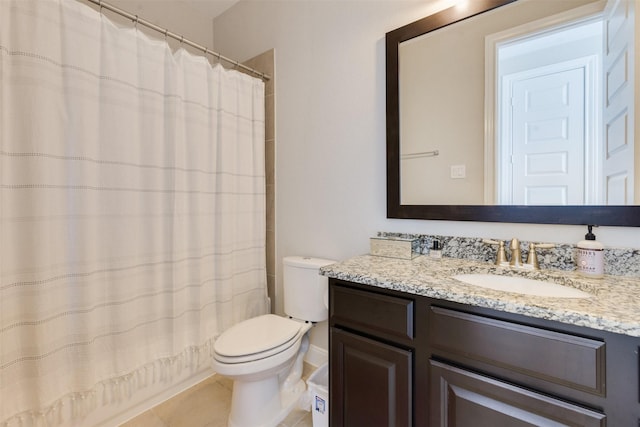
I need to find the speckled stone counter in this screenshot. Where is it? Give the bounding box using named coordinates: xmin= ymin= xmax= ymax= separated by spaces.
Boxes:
xmin=320 ymin=254 xmax=640 ymax=338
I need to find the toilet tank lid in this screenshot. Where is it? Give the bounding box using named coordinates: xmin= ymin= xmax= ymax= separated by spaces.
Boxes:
xmin=283 ymin=256 xmax=336 ymax=269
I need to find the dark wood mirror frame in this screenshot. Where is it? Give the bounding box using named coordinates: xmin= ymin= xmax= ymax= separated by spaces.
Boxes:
xmin=386 ymin=0 xmax=640 ymax=226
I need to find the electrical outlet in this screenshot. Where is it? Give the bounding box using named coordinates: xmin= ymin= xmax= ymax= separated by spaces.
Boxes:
xmin=450 ymin=164 xmax=466 ymax=179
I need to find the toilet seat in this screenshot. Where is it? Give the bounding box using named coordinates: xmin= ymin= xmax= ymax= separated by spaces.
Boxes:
xmin=213 ymin=314 xmax=305 ymax=364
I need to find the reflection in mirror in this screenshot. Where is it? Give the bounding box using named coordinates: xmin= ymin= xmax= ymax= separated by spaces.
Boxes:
xmin=398 ymin=0 xmax=637 ymax=206
xmin=493 ymin=19 xmax=604 ymax=205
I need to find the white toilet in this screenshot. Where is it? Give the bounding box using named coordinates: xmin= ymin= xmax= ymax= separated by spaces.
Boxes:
xmin=211 ymin=256 xmax=335 ymax=427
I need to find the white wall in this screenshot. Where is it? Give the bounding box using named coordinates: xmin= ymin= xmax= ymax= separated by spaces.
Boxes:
xmin=212 ymin=0 xmax=640 ymax=353
xmin=85 ymin=0 xmax=214 ymax=52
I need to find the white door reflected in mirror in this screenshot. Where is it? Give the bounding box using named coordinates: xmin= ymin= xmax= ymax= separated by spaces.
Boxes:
xmin=497 ymin=22 xmax=596 ymax=205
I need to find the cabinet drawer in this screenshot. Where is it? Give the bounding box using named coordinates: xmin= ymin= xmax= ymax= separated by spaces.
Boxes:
xmin=331 ymin=284 xmax=414 ymax=342
xmin=429 ymin=360 xmax=606 ymax=426
xmin=429 ymin=306 xmax=605 ymax=395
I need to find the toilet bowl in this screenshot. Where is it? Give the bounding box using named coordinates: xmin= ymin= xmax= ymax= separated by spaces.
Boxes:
xmin=211 ymin=256 xmax=336 ymax=427
xmin=212 ymin=315 xmax=312 ymax=427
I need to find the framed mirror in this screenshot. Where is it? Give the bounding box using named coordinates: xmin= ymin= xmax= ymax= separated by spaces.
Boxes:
xmin=386 ymin=0 xmax=640 ymax=225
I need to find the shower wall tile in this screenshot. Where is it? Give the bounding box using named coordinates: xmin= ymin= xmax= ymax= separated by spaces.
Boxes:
xmin=266 ymin=139 xmax=275 ymax=186
xmin=243 ymin=49 xmax=275 ymax=312
xmin=266 ymin=93 xmax=275 ymax=141
xmin=243 ymin=48 xmax=274 ymax=86
xmin=267 ymin=225 xmax=275 ymax=270
xmin=267 ymin=183 xmax=275 ymax=230
xmin=267 ymin=273 xmax=276 ymax=312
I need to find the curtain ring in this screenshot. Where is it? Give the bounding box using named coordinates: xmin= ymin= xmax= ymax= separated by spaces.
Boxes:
xmin=164 ymin=28 xmax=169 ymax=40
xmin=180 ymin=36 xmax=184 ymax=46
xmin=98 ymin=0 xmax=103 ymax=14
xmin=133 ymin=14 xmax=139 ymax=29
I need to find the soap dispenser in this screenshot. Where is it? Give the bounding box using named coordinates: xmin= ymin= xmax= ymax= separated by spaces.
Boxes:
xmin=576 ymin=225 xmax=604 ymax=278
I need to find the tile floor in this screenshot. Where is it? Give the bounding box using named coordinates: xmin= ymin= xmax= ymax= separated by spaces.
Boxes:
xmin=120 ymin=364 xmax=315 ymax=427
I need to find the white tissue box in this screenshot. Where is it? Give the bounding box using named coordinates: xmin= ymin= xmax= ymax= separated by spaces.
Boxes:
xmin=370 ymin=237 xmax=419 ymax=260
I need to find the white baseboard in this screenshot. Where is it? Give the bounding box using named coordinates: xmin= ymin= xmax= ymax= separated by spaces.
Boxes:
xmin=304 ymin=344 xmax=328 ymax=368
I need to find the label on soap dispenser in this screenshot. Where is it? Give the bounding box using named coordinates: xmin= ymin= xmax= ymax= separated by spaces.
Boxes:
xmin=576 ymin=248 xmax=604 ymax=277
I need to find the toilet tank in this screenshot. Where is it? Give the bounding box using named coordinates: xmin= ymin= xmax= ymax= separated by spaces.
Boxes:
xmin=283 ymin=256 xmax=336 ymax=322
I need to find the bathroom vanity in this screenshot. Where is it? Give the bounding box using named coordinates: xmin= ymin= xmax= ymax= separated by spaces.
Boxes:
xmin=323 ymin=255 xmax=640 ymax=426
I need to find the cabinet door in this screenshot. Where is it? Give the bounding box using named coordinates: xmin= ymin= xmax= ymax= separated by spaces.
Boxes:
xmin=330 ymin=327 xmax=412 ymax=427
xmin=429 ymin=360 xmax=606 ymax=427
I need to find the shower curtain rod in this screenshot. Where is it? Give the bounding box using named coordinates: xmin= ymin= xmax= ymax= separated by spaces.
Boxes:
xmin=83 ymin=0 xmax=271 ymax=81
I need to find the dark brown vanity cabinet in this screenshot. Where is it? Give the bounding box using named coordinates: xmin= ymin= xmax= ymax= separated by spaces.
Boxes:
xmin=329 ymin=283 xmax=416 ymax=426
xmin=329 ymin=279 xmax=640 ymax=426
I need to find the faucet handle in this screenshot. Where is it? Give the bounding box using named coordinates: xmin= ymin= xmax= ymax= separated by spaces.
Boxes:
xmin=483 ymin=239 xmax=508 ymax=266
xmin=525 ymin=243 xmax=555 ymax=270
xmin=534 ymin=243 xmax=555 ymax=250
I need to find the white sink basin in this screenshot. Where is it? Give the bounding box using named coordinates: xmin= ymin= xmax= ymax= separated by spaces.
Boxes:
xmin=452 ymin=273 xmax=592 ymax=298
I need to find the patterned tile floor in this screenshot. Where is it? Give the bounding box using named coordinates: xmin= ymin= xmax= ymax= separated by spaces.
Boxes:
xmin=120 ymin=364 xmax=315 ymax=427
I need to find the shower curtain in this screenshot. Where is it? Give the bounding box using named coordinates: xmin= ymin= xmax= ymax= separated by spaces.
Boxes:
xmin=0 ymin=0 xmax=267 ymax=425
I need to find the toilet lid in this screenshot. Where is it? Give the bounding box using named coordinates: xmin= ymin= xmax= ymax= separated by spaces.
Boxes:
xmin=214 ymin=314 xmax=302 ymax=357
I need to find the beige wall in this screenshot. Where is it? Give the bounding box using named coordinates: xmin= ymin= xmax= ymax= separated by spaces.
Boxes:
xmin=213 ymin=0 xmax=640 ymax=356
xmin=82 ymin=0 xmax=214 ymax=51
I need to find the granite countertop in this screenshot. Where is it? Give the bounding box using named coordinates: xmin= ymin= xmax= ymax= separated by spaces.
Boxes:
xmin=320 ymin=254 xmax=640 ymax=338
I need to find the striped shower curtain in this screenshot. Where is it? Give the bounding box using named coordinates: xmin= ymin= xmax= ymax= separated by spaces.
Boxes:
xmin=0 ymin=0 xmax=268 ymax=425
